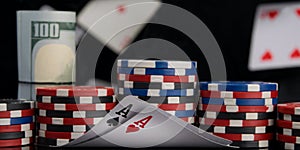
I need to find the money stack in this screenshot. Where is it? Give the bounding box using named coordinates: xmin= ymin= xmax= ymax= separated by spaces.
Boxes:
xmin=17 ymin=11 xmax=76 ymax=83
xmin=35 ymin=86 xmax=117 ymax=147
xmin=0 ymin=99 xmax=35 ymax=147
xmin=116 ymin=59 xmax=198 ymax=124
xmin=198 ymin=81 xmax=278 ymax=149
xmin=277 ymin=102 xmax=300 ymax=149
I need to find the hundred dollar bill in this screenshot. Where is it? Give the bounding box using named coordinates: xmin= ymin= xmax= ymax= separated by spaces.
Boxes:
xmin=17 ymin=11 xmax=76 ymax=83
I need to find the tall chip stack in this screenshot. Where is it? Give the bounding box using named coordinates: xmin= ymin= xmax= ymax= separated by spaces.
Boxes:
xmin=277 ymin=102 xmax=300 ymax=149
xmin=0 ymin=99 xmax=35 ymax=147
xmin=35 ymin=86 xmax=117 ymax=147
xmin=198 ymin=81 xmax=278 ymax=149
xmin=117 ymin=59 xmax=198 ymax=124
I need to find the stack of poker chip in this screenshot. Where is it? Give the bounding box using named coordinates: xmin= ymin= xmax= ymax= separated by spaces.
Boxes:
xmin=277 ymin=102 xmax=300 ymax=149
xmin=35 ymin=86 xmax=117 ymax=147
xmin=117 ymin=59 xmax=198 ymax=124
xmin=198 ymin=81 xmax=278 ymax=149
xmin=0 ymin=99 xmax=35 ymax=147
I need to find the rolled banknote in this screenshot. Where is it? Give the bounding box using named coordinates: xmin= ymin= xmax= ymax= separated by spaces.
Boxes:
xmin=17 ymin=11 xmax=76 ymax=83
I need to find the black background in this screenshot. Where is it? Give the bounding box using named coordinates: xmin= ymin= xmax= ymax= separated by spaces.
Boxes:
xmin=7 ymin=0 xmax=300 ymax=102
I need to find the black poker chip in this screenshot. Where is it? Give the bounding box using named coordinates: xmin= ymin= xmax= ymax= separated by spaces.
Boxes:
xmin=230 ymin=140 xmax=272 ymax=148
xmin=0 ymin=130 xmax=33 ymax=140
xmin=37 ymin=109 xmax=109 ymax=118
xmin=0 ymin=99 xmax=34 ymax=111
xmin=198 ymin=110 xmax=275 ymax=120
xmin=37 ymin=123 xmax=93 ymax=132
xmin=117 ymin=95 xmax=197 ymax=104
xmin=278 ymin=141 xmax=300 ymax=150
xmin=37 ymin=136 xmax=73 ymax=146
xmin=36 ymin=95 xmax=115 ymax=104
xmin=277 ymin=127 xmax=300 ymax=136
xmin=199 ymin=124 xmax=274 ymax=134
xmin=278 ymin=112 xmax=300 ymax=122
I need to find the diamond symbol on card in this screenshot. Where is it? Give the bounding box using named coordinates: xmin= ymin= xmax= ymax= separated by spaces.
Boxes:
xmin=296 ymin=8 xmax=300 ymax=17
xmin=261 ymin=50 xmax=273 ymax=62
xmin=290 ymin=48 xmax=300 ymax=59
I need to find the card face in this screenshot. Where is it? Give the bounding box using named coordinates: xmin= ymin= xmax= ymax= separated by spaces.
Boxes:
xmin=66 ymin=96 xmax=150 ymax=146
xmin=78 ymin=0 xmax=161 ymax=54
xmin=249 ymin=2 xmax=300 ymax=71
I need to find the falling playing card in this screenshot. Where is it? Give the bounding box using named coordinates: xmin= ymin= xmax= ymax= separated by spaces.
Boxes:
xmin=249 ymin=2 xmax=300 ymax=71
xmin=77 ymin=0 xmax=161 ymax=54
xmin=66 ymin=96 xmax=149 ymax=146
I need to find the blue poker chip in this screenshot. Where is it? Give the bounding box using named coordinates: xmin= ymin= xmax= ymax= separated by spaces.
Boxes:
xmin=118 ymin=88 xmax=194 ymax=96
xmin=199 ymin=81 xmax=278 ymax=92
xmin=0 ymin=116 xmax=34 ymax=125
xmin=201 ymin=97 xmax=278 ymax=106
xmin=166 ymin=110 xmax=195 ymax=117
xmin=117 ymin=59 xmax=197 ymax=69
xmin=117 ymin=67 xmax=197 ymax=76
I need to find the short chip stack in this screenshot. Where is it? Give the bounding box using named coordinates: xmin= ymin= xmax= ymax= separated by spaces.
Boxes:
xmin=117 ymin=59 xmax=198 ymax=124
xmin=198 ymin=81 xmax=278 ymax=149
xmin=35 ymin=86 xmax=117 ymax=147
xmin=0 ymin=99 xmax=35 ymax=147
xmin=277 ymin=102 xmax=300 ymax=149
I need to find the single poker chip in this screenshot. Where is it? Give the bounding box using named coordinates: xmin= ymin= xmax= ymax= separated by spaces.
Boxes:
xmin=278 ymin=113 xmax=300 ymax=122
xmin=277 ymin=127 xmax=300 ymax=136
xmin=37 ymin=102 xmax=116 ymax=111
xmin=118 ymin=80 xmax=196 ymax=90
xmin=38 ymin=130 xmax=85 ymax=139
xmin=0 ymin=116 xmax=34 ymax=125
xmin=0 ymin=130 xmax=33 ymax=140
xmin=199 ymin=117 xmax=274 ymax=127
xmin=37 ymin=137 xmax=73 ymax=146
xmin=150 ymin=103 xmax=195 ymax=111
xmin=230 ymin=140 xmax=272 ymax=148
xmin=165 ymin=110 xmax=195 ymax=117
xmin=277 ymin=120 xmax=300 ymax=129
xmin=199 ymin=104 xmax=275 ymax=113
xmin=0 ymin=137 xmax=33 ymax=147
xmin=117 ymin=59 xmax=197 ymax=69
xmin=199 ymin=81 xmax=278 ymax=92
xmin=37 ymin=109 xmax=109 ymax=118
xmin=36 ymin=86 xmax=114 ymax=97
xmin=213 ymin=133 xmax=273 ymax=141
xmin=118 ymin=74 xmax=197 ymax=83
xmin=199 ymin=125 xmax=274 ymax=134
xmin=179 ymin=117 xmax=195 ymax=123
xmin=200 ymin=90 xmax=278 ymax=98
xmin=278 ymin=141 xmax=300 ymax=150
xmin=117 ymin=67 xmax=197 ymax=76
xmin=37 ymin=116 xmax=103 ymax=125
xmin=0 ymin=99 xmax=34 ymax=111
xmin=118 ymin=88 xmax=195 ymax=96
xmin=0 ymin=123 xmax=34 ymax=133
xmin=117 ymin=95 xmax=197 ymax=104
xmin=198 ymin=111 xmax=275 ymax=120
xmin=0 ymin=109 xmax=34 ymax=118
xmin=36 ymin=95 xmax=115 ymax=104
xmin=277 ymin=134 xmax=300 ymax=144
xmin=200 ymin=97 xmax=278 ymax=106
xmin=37 ymin=123 xmax=93 ymax=132
xmin=278 ymin=102 xmax=300 ymax=115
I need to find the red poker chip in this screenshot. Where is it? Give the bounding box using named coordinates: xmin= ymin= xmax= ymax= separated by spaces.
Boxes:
xmin=277 ymin=134 xmax=300 ymax=144
xmin=214 ymin=133 xmax=273 ymax=141
xmin=199 ymin=104 xmax=275 ymax=113
xmin=278 ymin=102 xmax=300 ymax=115
xmin=151 ymin=103 xmax=195 ymax=111
xmin=36 ymin=86 xmax=114 ymax=97
xmin=0 ymin=123 xmax=34 ymax=133
xmin=118 ymin=74 xmax=197 ymax=83
xmin=0 ymin=137 xmax=33 ymax=147
xmin=0 ymin=109 xmax=34 ymax=118
xmin=200 ymin=90 xmax=278 ymax=98
xmin=38 ymin=130 xmax=85 ymax=139
xmin=277 ymin=120 xmax=300 ymax=129
xmin=199 ymin=117 xmax=274 ymax=127
xmin=37 ymin=116 xmax=103 ymax=125
xmin=37 ymin=102 xmax=117 ymax=111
